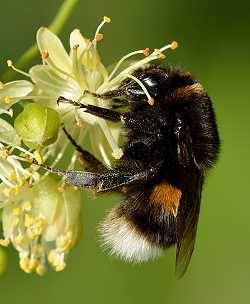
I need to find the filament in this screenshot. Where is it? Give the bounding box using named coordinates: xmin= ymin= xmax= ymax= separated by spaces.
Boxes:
xmin=97 ymin=118 xmax=123 ymax=159
xmin=43 ymin=57 xmax=73 ymax=80
xmin=108 ymin=50 xmax=146 ymax=81
xmin=72 ymin=45 xmax=86 ymax=88
xmin=6 ymin=60 xmax=30 ymax=78
xmin=125 ymin=74 xmax=155 ymax=106
xmin=3 ymin=142 xmax=35 ymax=159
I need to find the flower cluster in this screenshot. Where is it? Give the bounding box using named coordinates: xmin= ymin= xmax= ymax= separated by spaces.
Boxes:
xmin=0 ymin=16 xmax=178 ymax=275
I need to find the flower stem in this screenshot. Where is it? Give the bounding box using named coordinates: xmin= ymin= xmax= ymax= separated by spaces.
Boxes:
xmin=1 ymin=0 xmax=79 ymax=82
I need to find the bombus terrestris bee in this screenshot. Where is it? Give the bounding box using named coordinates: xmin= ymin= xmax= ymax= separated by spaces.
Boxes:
xmin=47 ymin=65 xmax=220 ymax=278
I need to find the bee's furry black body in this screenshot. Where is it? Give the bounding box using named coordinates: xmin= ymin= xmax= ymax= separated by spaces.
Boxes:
xmin=60 ymin=65 xmax=220 ymax=276
xmin=105 ymin=66 xmax=219 ymax=248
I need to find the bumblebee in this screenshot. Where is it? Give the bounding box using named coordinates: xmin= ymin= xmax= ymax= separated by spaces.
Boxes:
xmin=52 ymin=65 xmax=220 ymax=277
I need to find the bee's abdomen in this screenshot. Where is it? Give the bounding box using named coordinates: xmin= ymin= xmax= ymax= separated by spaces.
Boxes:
xmin=99 ymin=187 xmax=178 ymax=263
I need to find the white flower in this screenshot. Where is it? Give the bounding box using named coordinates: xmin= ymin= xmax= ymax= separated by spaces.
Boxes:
xmin=0 ymin=176 xmax=81 ymax=275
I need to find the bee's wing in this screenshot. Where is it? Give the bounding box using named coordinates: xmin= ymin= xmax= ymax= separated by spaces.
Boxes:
xmin=175 ymin=170 xmax=204 ymax=278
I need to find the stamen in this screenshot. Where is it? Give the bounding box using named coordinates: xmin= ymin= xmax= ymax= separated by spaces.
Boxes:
xmin=125 ymin=74 xmax=155 ymax=106
xmin=6 ymin=60 xmax=30 ymax=78
xmin=143 ymin=48 xmax=150 ymax=57
xmin=72 ymin=44 xmax=86 ymax=88
xmin=158 ymin=40 xmax=179 ymax=53
xmin=108 ymin=49 xmax=148 ymax=81
xmin=4 ymin=143 xmax=35 ymax=159
xmin=93 ymin=16 xmax=111 ymax=44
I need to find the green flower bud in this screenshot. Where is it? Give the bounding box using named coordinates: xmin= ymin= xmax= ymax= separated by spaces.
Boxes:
xmin=0 ymin=247 xmax=8 ymax=276
xmin=14 ymin=103 xmax=60 ymax=149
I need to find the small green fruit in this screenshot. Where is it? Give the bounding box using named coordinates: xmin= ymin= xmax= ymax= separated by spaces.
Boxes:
xmin=14 ymin=103 xmax=60 ymax=149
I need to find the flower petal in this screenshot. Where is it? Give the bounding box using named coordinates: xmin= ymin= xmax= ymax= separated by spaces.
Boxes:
xmin=0 ymin=80 xmax=34 ymax=109
xmin=70 ymin=29 xmax=89 ymax=58
xmin=37 ymin=27 xmax=72 ymax=75
xmin=29 ymin=65 xmax=81 ymax=100
xmin=0 ymin=118 xmax=21 ymax=145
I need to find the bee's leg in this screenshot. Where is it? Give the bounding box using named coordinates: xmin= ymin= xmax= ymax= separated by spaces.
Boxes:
xmin=58 ymin=96 xmax=122 ymax=122
xmin=64 ymin=160 xmax=163 ymax=191
xmin=83 ymin=89 xmax=125 ymax=100
xmin=63 ymin=127 xmax=106 ymax=171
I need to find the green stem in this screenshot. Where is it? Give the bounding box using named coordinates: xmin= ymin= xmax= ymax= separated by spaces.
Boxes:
xmin=1 ymin=0 xmax=79 ymax=82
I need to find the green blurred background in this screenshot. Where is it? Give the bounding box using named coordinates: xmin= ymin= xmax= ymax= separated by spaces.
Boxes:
xmin=0 ymin=0 xmax=250 ymax=303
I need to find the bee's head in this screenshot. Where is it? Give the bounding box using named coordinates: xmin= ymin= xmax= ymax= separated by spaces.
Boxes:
xmin=120 ymin=66 xmax=198 ymax=107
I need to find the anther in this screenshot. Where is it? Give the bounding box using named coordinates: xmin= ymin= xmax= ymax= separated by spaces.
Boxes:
xmin=36 ymin=264 xmax=46 ymax=276
xmin=143 ymin=48 xmax=150 ymax=57
xmin=6 ymin=60 xmax=30 ymax=77
xmin=0 ymin=148 xmax=9 ymax=158
xmin=170 ymin=41 xmax=178 ymax=50
xmin=76 ymin=119 xmax=85 ymax=128
xmin=95 ymin=33 xmax=104 ymax=41
xmin=4 ymin=96 xmax=11 ymax=104
xmin=57 ymin=186 xmax=65 ymax=193
xmin=41 ymin=50 xmax=49 ymax=59
xmin=0 ymin=239 xmax=10 ymax=247
xmin=147 ymin=98 xmax=155 ymax=106
xmin=103 ymin=16 xmax=111 ymax=23
xmin=55 ymin=262 xmax=66 ymax=272
xmin=7 ymin=60 xmax=12 ymax=67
